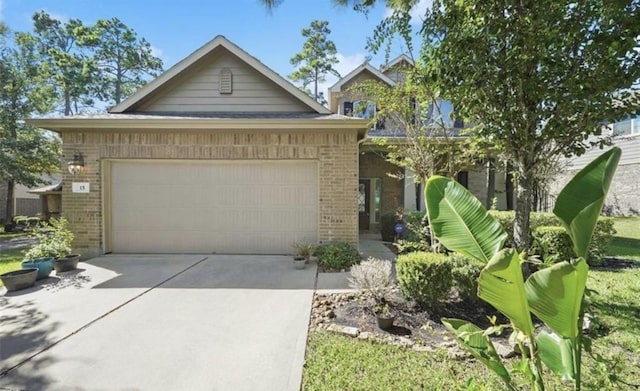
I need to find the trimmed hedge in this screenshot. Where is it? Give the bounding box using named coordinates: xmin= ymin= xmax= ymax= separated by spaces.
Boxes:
xmin=532 ymin=226 xmax=575 ymax=265
xmin=396 ymin=252 xmax=453 ymax=307
xmin=315 ymin=242 xmax=361 ymax=271
xmin=448 ymin=253 xmax=483 ymax=303
xmin=489 ymin=211 xmax=615 ymax=266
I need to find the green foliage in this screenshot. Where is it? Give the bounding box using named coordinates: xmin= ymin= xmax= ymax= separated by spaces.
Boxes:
xmin=289 ymin=20 xmax=340 ymax=103
xmin=23 ymin=217 xmax=74 ymax=260
xmin=315 ymin=241 xmax=360 ymax=271
xmin=291 ymin=241 xmax=315 ymax=257
xmin=425 ymin=148 xmax=621 ymax=390
xmin=449 ymin=253 xmax=483 ymax=303
xmin=492 ymin=211 xmax=615 ymax=267
xmin=426 ymin=176 xmax=507 ymax=263
xmin=88 ymin=17 xmax=163 ymax=105
xmin=396 ymin=251 xmax=453 ymax=307
xmin=0 ymin=24 xmax=61 ymax=221
xmin=533 ymin=226 xmax=575 ymax=265
xmin=419 ymin=0 xmax=640 ymax=250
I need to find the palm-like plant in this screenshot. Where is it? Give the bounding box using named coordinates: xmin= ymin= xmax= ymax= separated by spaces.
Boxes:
xmin=425 ymin=147 xmax=621 ymax=391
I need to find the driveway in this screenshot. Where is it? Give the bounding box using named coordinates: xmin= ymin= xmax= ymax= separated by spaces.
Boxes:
xmin=0 ymin=254 xmax=316 ymax=391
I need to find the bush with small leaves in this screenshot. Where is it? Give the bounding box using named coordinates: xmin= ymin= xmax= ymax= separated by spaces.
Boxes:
xmin=315 ymin=241 xmax=361 ymax=271
xmin=348 ymin=257 xmax=393 ymax=301
xmin=532 ymin=226 xmax=575 ymax=265
xmin=396 ymin=251 xmax=453 ymax=307
xmin=448 ymin=254 xmax=483 ymax=303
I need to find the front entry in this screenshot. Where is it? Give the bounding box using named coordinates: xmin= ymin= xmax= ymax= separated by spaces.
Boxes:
xmin=358 ymin=179 xmax=370 ymax=230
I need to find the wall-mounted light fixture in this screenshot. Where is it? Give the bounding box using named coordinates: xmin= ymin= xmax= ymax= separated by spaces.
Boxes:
xmin=67 ymin=150 xmax=84 ymax=175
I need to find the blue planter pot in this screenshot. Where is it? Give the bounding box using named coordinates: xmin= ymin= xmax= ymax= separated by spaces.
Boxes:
xmin=21 ymin=257 xmax=55 ymax=280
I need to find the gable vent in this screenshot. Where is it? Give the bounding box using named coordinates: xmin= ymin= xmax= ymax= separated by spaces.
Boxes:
xmin=219 ymin=68 xmax=233 ymax=94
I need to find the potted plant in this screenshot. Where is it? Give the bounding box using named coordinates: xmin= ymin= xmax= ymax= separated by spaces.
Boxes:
xmin=1 ymin=268 xmax=39 ymax=292
xmin=374 ymin=299 xmax=396 ymax=330
xmin=23 ymin=217 xmax=79 ymax=274
xmin=292 ymin=241 xmax=314 ymax=269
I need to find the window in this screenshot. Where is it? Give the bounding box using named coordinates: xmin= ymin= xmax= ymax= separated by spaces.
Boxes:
xmin=426 ymin=99 xmax=463 ymax=128
xmin=456 ymin=171 xmax=469 ymax=189
xmin=613 ymin=116 xmax=639 ymax=136
xmin=353 ymin=100 xmax=376 ymax=119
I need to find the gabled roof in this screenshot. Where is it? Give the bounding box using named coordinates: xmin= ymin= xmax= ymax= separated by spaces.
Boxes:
xmin=329 ymin=62 xmax=396 ymax=93
xmin=110 ymin=35 xmax=330 ymax=114
xmin=380 ymin=54 xmax=415 ymax=72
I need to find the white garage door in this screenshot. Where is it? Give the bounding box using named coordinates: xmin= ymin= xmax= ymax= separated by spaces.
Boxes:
xmin=109 ymin=160 xmax=318 ymax=254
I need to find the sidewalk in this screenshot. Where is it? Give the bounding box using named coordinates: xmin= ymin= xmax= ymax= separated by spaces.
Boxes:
xmin=315 ymin=233 xmax=396 ymax=292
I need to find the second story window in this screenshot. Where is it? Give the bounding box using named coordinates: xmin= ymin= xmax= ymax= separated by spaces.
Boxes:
xmin=426 ymin=99 xmax=464 ymax=129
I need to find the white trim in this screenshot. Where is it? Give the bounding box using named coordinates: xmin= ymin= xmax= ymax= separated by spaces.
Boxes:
xmin=380 ymin=54 xmax=415 ymax=72
xmin=329 ymin=62 xmax=396 ymax=93
xmin=110 ymin=35 xmax=330 ymax=115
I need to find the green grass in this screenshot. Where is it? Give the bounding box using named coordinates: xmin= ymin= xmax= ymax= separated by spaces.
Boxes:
xmin=0 ymin=247 xmax=27 ymax=286
xmin=608 ymin=217 xmax=640 ymax=262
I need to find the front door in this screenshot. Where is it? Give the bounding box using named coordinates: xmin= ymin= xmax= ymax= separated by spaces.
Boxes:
xmin=358 ymin=180 xmax=370 ymax=230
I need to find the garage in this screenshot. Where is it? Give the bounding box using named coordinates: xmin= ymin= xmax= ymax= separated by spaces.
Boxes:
xmin=108 ymin=160 xmax=318 ymax=254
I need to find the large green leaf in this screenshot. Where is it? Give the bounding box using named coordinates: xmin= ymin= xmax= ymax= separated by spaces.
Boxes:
xmin=537 ymin=330 xmax=576 ymax=381
xmin=478 ymin=249 xmax=534 ymax=336
xmin=525 ymin=259 xmax=588 ymax=339
xmin=425 ymin=176 xmax=507 ymax=263
xmin=442 ymin=318 xmax=512 ymax=385
xmin=553 ymin=147 xmax=621 ymax=259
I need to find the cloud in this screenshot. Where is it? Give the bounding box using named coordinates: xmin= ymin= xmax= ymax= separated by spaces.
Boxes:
xmin=150 ymin=45 xmax=166 ymax=61
xmin=384 ymin=0 xmax=432 ymax=25
xmin=316 ymin=52 xmax=367 ymax=101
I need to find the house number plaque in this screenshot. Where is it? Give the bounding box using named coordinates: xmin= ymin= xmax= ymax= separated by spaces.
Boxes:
xmin=72 ymin=182 xmax=90 ymax=193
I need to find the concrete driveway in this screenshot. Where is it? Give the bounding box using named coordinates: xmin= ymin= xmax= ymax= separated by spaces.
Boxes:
xmin=0 ymin=254 xmax=316 ymax=391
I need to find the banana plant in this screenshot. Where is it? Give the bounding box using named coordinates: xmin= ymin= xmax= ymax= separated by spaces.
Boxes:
xmin=426 ymin=148 xmax=621 ymax=391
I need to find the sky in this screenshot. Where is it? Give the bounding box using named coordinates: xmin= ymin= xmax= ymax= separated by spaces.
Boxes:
xmin=0 ymin=0 xmax=429 ymax=101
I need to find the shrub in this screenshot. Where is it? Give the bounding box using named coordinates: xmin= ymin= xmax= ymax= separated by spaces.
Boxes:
xmin=23 ymin=217 xmax=74 ymax=260
xmin=448 ymin=253 xmax=483 ymax=303
xmin=394 ymin=239 xmax=430 ymax=255
xmin=489 ymin=211 xmax=615 ymax=266
xmin=315 ymin=241 xmax=361 ymax=271
xmin=532 ymin=226 xmax=575 ymax=265
xmin=396 ymin=252 xmax=453 ymax=307
xmin=348 ymin=257 xmax=393 ymax=301
xmin=588 ymin=217 xmax=615 ymax=266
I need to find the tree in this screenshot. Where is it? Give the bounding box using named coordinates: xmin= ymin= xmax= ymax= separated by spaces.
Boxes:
xmin=87 ymin=18 xmax=163 ymax=106
xmin=289 ymin=20 xmax=340 ymax=103
xmin=262 ymin=0 xmax=640 ymax=251
xmin=25 ymin=11 xmax=98 ymax=116
xmin=420 ymin=0 xmax=640 ymax=250
xmin=0 ymin=24 xmax=61 ymax=222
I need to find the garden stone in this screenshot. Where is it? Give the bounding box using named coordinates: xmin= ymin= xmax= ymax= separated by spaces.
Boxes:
xmin=327 ymin=324 xmax=359 ymax=338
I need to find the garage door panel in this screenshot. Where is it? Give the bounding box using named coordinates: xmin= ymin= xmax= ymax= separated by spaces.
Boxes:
xmin=110 ymin=160 xmax=318 ymax=254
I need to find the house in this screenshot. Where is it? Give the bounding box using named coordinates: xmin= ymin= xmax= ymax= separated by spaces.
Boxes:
xmin=549 ymin=115 xmax=640 ymax=215
xmin=328 ymin=55 xmax=512 ymax=231
xmin=0 ymin=182 xmax=45 ymax=221
xmin=28 ymin=36 xmax=369 ymax=257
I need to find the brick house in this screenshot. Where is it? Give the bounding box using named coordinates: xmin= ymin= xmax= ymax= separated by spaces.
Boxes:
xmin=29 ymin=36 xmax=369 ymax=257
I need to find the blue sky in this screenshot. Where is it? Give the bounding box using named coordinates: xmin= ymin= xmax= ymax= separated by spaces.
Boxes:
xmin=1 ymin=0 xmax=428 ymax=97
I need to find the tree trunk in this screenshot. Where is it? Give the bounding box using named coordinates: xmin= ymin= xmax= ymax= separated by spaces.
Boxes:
xmin=314 ymin=67 xmax=318 ymax=103
xmin=505 ymin=163 xmax=514 ymax=210
xmin=513 ymin=172 xmax=532 ymax=252
xmin=64 ymin=87 xmax=71 ymax=116
xmin=5 ymin=180 xmax=15 ymax=223
xmin=115 ymin=65 xmax=122 ymax=104
xmin=486 ymin=158 xmax=496 ymax=209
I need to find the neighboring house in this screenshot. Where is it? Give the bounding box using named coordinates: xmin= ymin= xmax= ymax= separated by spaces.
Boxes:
xmin=328 ymin=56 xmax=511 ymax=231
xmin=29 ymin=36 xmax=369 ymax=257
xmin=0 ymin=182 xmax=43 ymax=221
xmin=549 ymin=115 xmax=640 ymax=216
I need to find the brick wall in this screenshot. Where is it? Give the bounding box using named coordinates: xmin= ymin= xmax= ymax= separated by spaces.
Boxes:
xmin=61 ymin=129 xmax=359 ymax=257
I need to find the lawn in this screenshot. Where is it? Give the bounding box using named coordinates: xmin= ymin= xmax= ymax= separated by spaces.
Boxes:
xmin=607 ymin=217 xmax=640 ymax=262
xmin=303 ymin=217 xmax=640 ymax=390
